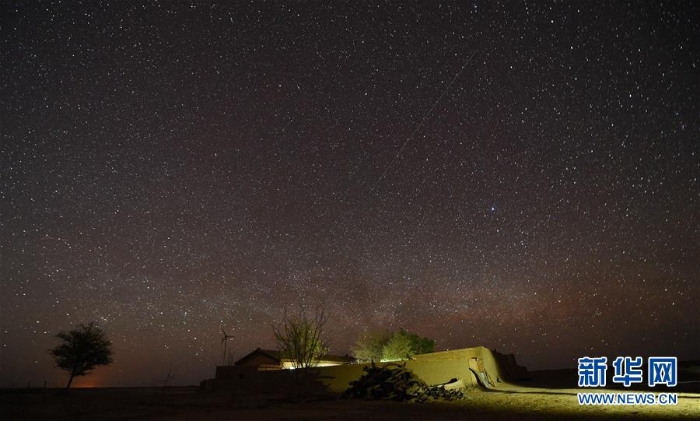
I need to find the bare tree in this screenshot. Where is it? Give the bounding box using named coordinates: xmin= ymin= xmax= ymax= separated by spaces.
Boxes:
xmin=49 ymin=322 xmax=113 ymax=389
xmin=272 ymin=306 xmax=328 ymax=369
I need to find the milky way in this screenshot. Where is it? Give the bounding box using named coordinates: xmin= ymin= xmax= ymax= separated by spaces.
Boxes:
xmin=1 ymin=1 xmax=698 ymax=387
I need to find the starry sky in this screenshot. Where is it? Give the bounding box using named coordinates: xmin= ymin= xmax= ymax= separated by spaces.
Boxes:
xmin=1 ymin=1 xmax=698 ymax=388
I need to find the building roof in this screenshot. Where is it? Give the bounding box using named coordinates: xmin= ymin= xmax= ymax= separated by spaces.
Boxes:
xmin=234 ymin=347 xmax=354 ymax=366
xmin=315 ymin=354 xmax=355 ymax=364
xmin=234 ymin=348 xmax=282 ymax=366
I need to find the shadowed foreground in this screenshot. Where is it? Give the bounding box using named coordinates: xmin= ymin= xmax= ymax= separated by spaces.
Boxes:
xmin=2 ymin=386 xmax=698 ymax=420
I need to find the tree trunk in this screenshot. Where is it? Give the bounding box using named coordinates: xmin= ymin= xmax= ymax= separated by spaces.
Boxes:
xmin=65 ymin=374 xmax=75 ymax=389
xmin=66 ymin=365 xmax=78 ymax=389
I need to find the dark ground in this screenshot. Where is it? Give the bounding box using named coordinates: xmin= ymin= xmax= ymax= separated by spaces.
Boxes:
xmin=3 ymin=365 xmax=699 ymax=420
xmin=2 ymin=386 xmax=698 ymax=420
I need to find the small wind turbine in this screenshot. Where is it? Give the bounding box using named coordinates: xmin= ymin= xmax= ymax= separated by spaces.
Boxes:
xmin=161 ymin=363 xmax=173 ymax=389
xmin=221 ymin=328 xmax=234 ymax=366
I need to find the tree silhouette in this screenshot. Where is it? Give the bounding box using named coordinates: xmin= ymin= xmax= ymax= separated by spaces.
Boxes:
xmin=49 ymin=322 xmax=114 ymax=389
xmin=272 ymin=306 xmax=328 ymax=369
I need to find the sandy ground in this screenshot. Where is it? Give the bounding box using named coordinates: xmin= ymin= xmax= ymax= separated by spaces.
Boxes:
xmin=3 ymin=384 xmax=699 ymax=421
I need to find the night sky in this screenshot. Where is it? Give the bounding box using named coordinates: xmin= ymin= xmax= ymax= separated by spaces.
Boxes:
xmin=1 ymin=1 xmax=698 ymax=388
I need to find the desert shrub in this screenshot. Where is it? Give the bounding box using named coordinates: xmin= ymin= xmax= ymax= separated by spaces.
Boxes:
xmin=353 ymin=329 xmax=435 ymax=362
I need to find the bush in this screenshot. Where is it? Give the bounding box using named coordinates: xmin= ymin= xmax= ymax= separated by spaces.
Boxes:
xmin=352 ymin=329 xmax=435 ymax=362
